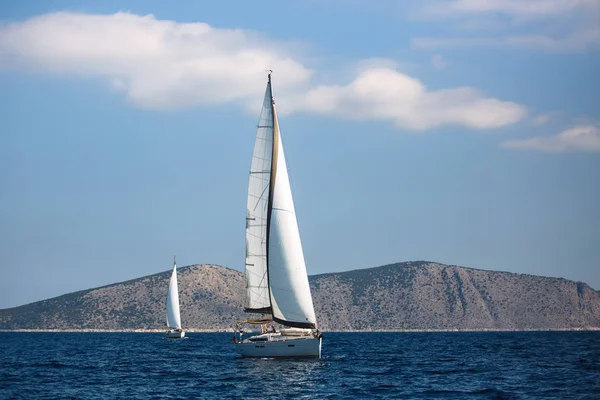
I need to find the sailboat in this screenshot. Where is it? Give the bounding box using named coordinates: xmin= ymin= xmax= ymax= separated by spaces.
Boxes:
xmin=165 ymin=256 xmax=185 ymax=339
xmin=233 ymin=71 xmax=322 ymax=358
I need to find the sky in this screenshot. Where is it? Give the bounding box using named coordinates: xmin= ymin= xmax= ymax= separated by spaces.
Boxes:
xmin=1 ymin=0 xmax=599 ymax=309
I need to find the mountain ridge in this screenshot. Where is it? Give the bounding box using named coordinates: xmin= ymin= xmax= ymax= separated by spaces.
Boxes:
xmin=1 ymin=262 xmax=599 ymax=331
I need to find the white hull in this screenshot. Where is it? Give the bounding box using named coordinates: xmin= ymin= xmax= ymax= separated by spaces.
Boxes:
xmin=235 ymin=334 xmax=321 ymax=358
xmin=166 ymin=330 xmax=185 ymax=339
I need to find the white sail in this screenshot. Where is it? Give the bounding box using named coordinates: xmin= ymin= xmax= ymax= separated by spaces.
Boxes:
xmin=267 ymin=99 xmax=317 ymax=329
xmin=244 ymin=82 xmax=274 ymax=313
xmin=166 ymin=262 xmax=182 ymax=330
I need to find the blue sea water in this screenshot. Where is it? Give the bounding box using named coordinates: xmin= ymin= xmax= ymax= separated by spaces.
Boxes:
xmin=0 ymin=332 xmax=598 ymax=399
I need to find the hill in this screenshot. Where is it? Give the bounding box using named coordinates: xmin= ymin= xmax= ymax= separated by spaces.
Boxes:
xmin=1 ymin=262 xmax=599 ymax=331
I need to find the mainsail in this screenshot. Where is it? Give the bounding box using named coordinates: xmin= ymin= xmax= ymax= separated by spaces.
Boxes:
xmin=244 ymin=80 xmax=274 ymax=314
xmin=244 ymin=73 xmax=317 ymax=329
xmin=166 ymin=260 xmax=182 ymax=330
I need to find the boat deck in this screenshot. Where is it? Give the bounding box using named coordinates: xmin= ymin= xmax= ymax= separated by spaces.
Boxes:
xmin=241 ymin=332 xmax=314 ymax=344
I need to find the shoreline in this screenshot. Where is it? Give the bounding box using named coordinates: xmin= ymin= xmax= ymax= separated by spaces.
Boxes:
xmin=1 ymin=327 xmax=598 ymax=333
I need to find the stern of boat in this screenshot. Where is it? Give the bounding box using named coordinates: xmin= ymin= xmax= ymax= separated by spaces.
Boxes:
xmin=166 ymin=329 xmax=185 ymax=339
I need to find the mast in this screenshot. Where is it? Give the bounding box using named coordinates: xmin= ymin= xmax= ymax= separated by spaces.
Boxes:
xmin=265 ymin=70 xmax=277 ymax=317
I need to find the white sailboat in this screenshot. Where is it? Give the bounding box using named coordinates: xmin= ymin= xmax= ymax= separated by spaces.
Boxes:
xmin=234 ymin=71 xmax=322 ymax=358
xmin=166 ymin=256 xmax=185 ymax=339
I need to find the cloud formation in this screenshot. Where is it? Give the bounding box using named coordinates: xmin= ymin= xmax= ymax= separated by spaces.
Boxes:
xmin=0 ymin=11 xmax=527 ymax=130
xmin=0 ymin=12 xmax=312 ymax=109
xmin=412 ymin=0 xmax=600 ymax=52
xmin=501 ymin=125 xmax=600 ymax=153
xmin=290 ymin=68 xmax=526 ymax=130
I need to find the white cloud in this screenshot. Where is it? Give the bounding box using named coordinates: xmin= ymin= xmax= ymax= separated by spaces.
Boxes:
xmin=0 ymin=12 xmax=313 ymax=109
xmin=431 ymin=54 xmax=450 ymax=69
xmin=287 ymin=67 xmax=526 ymax=130
xmin=0 ymin=11 xmax=527 ymax=130
xmin=501 ymin=125 xmax=600 ymax=153
xmin=412 ymin=0 xmax=600 ymax=52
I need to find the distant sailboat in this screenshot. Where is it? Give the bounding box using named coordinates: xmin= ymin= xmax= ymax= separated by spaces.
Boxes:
xmin=166 ymin=256 xmax=185 ymax=339
xmin=233 ymin=71 xmax=322 ymax=358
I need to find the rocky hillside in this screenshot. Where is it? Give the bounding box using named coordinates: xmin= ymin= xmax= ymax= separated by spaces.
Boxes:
xmin=1 ymin=262 xmax=599 ymax=331
xmin=311 ymin=262 xmax=600 ymax=330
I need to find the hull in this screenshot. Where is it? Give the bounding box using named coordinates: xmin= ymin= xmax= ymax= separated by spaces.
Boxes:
xmin=235 ymin=335 xmax=321 ymax=358
xmin=166 ymin=330 xmax=185 ymax=339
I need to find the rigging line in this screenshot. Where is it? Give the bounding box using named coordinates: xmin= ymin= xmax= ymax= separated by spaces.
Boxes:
xmin=257 ymin=274 xmax=268 ymax=287
xmin=250 ymin=158 xmax=271 ymax=164
xmin=246 ymin=234 xmax=267 ymax=241
xmin=251 ymin=154 xmax=270 ymax=165
xmin=248 ymin=253 xmax=265 ymax=258
xmin=247 ymin=193 xmax=267 ymax=199
xmin=251 ymin=153 xmax=272 ymax=159
xmin=248 ymin=275 xmax=266 ymax=282
xmin=247 ymin=272 xmax=267 ymax=280
xmin=271 ymin=207 xmax=295 ymax=215
xmin=246 ymin=233 xmax=266 ymax=240
xmin=246 ymin=223 xmax=267 ymax=227
xmin=253 ymin=184 xmax=270 ymax=212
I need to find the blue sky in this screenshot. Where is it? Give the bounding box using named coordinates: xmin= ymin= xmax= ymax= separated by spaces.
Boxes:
xmin=1 ymin=0 xmax=599 ymax=309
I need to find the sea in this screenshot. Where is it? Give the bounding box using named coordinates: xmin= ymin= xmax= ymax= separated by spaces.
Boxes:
xmin=0 ymin=331 xmax=598 ymax=399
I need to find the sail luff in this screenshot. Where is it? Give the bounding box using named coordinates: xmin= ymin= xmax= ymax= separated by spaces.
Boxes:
xmin=166 ymin=262 xmax=182 ymax=329
xmin=244 ymin=75 xmax=275 ymax=314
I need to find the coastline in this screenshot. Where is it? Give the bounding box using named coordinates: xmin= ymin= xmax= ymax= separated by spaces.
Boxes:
xmin=2 ymin=327 xmax=598 ymax=333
